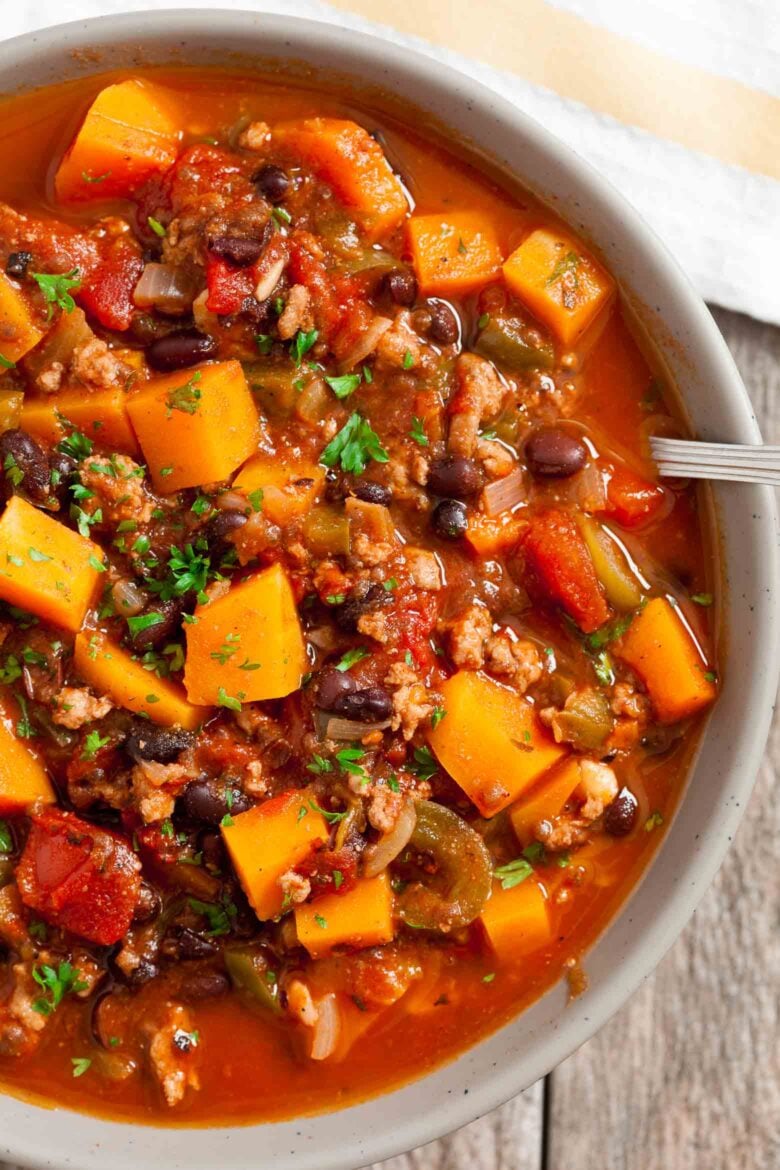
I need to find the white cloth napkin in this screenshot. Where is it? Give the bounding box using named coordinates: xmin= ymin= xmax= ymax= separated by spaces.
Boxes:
xmin=5 ymin=0 xmax=780 ymax=325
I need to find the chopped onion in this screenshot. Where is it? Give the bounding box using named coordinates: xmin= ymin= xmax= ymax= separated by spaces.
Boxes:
xmin=325 ymin=715 xmax=392 ymax=741
xmin=134 ymin=264 xmax=197 ymax=314
xmin=192 ymin=289 xmax=219 ymax=335
xmin=482 ymin=467 xmax=526 ymax=516
xmin=337 ymin=315 xmax=392 ymax=371
xmin=363 ymin=798 xmax=417 ymax=878
xmin=295 ymin=377 xmax=329 ymax=424
xmin=111 ymin=578 xmax=147 ymax=617
xmin=310 ymin=993 xmax=341 ymax=1061
xmin=216 ymin=490 xmax=250 ymax=513
xmin=254 ymin=256 xmax=286 ymax=302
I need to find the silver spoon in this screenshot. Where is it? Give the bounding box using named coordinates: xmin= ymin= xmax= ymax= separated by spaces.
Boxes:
xmin=649 ymin=436 xmax=780 ymax=487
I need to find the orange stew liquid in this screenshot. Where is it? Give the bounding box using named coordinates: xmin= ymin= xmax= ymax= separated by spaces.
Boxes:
xmin=0 ymin=69 xmax=717 ymax=1122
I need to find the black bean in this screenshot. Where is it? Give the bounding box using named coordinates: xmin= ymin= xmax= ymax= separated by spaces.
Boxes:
xmin=333 ymin=582 xmax=390 ymax=632
xmin=427 ymin=301 xmax=459 ymax=345
xmin=182 ymin=779 xmax=252 ymax=826
xmin=333 ymin=686 xmax=393 ymax=722
xmin=431 ymin=498 xmax=468 ymax=540
xmin=125 ymin=959 xmax=159 ymax=987
xmin=204 ymin=508 xmax=248 ymax=548
xmin=0 ymin=428 xmax=51 ymax=503
xmin=128 ymin=599 xmax=182 ymax=651
xmin=384 ymin=269 xmax=417 ymax=307
xmin=253 ymin=164 xmax=290 ymax=204
xmin=352 ymin=480 xmax=392 ymax=506
xmin=427 ymin=456 xmax=481 ymax=499
xmin=125 ymin=722 xmax=194 ymax=765
xmin=162 ymin=927 xmax=218 ymax=961
xmin=146 ymin=330 xmax=218 ymax=373
xmin=179 ymin=969 xmax=230 ymax=1001
xmin=132 ymin=882 xmax=162 ymax=925
xmin=525 ymin=426 xmax=588 ymax=479
xmin=604 ymin=787 xmax=639 ymax=837
xmin=5 ymin=251 xmax=32 ymax=280
xmin=316 ymin=668 xmax=358 ymax=711
xmin=208 ymin=235 xmax=265 ymax=268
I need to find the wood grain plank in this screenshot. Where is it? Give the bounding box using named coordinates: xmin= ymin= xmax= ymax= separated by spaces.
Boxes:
xmin=544 ymin=307 xmax=780 ymax=1170
xmin=367 ymin=1080 xmax=544 ymax=1170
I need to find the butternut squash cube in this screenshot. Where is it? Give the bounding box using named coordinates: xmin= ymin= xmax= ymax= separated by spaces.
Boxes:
xmin=480 ymin=878 xmax=552 ymax=959
xmin=615 ymin=596 xmax=717 ymax=724
xmin=427 ymin=670 xmax=566 ymax=816
xmin=509 ymin=757 xmax=583 ymax=845
xmin=407 ymin=211 xmax=503 ymax=296
xmin=0 ymin=274 xmax=44 ymax=366
xmin=274 ymin=118 xmax=408 ymax=241
xmin=183 ymin=562 xmax=307 ymax=706
xmin=126 ymin=360 xmax=261 ymax=492
xmin=21 ymin=386 xmax=140 ymax=455
xmin=0 ymin=496 xmax=103 ymax=632
xmin=55 ymin=79 xmax=180 ymax=204
xmin=295 ymin=874 xmax=395 ymax=958
xmin=221 ymin=792 xmax=329 ymax=921
xmin=0 ymin=702 xmax=55 ymax=815
xmin=503 ymin=228 xmax=615 ymax=346
xmin=233 ymin=453 xmax=325 ymax=526
xmin=74 ymin=631 xmax=203 ymax=730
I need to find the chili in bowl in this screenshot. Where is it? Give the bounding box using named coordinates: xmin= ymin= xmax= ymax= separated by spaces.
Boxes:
xmin=0 ymin=11 xmax=774 ymax=1170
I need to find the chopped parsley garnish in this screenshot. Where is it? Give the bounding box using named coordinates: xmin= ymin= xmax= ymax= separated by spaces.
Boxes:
xmin=307 ymin=754 xmax=333 ymax=775
xmin=31 ymin=268 xmax=81 ymax=317
xmin=217 ymin=686 xmax=244 ymax=711
xmin=333 ymin=870 xmax=344 ymax=890
xmin=314 ymin=914 xmax=328 ymax=929
xmin=27 ymin=547 xmax=51 ymax=564
xmin=545 ymin=250 xmax=580 ymax=288
xmin=585 ymin=610 xmax=637 ymax=652
xmin=32 ymin=962 xmax=88 ymax=1016
xmin=335 ymin=646 xmax=370 ymax=672
xmin=191 ymin=495 xmax=212 ymax=517
xmin=147 ymin=216 xmax=166 ymax=237
xmin=320 ymin=412 xmax=389 ymax=475
xmin=255 ymin=333 xmax=274 ymax=355
xmin=386 ymin=775 xmax=400 ymax=793
xmin=430 ymin=707 xmax=446 ymax=729
xmin=81 ymin=730 xmax=110 ymax=760
xmin=592 ymin=650 xmax=614 ymax=686
xmin=326 ymin=593 xmax=346 ymax=606
xmin=410 ymin=745 xmax=438 ymax=781
xmin=14 ymin=691 xmax=34 ymax=739
xmin=127 ymin=612 xmax=165 ymax=637
xmin=81 ymin=169 xmax=112 ymax=184
xmin=383 ymin=577 xmax=399 ymax=592
xmin=166 ymin=371 xmax=202 ymax=416
xmin=494 ymin=857 xmax=534 ymax=889
xmin=477 ymin=312 xmax=491 ymax=330
xmin=0 ymin=820 xmax=12 ymax=853
xmin=308 ymin=800 xmax=348 ymax=823
xmin=691 ymin=592 xmax=713 ymax=607
xmin=324 ymin=372 xmax=361 ymax=399
xmin=645 ymin=811 xmax=664 ymax=832
xmin=57 ymin=425 xmax=93 ymax=462
xmin=188 ymin=896 xmax=237 ymax=938
xmin=290 ymin=328 xmax=318 ymax=366
xmin=148 ymin=543 xmax=212 ymax=605
xmin=335 ymin=746 xmax=368 ymax=780
xmin=71 ymin=1057 xmax=92 ymax=1078
xmin=272 ymin=206 xmax=292 ymax=226
xmin=247 ymin=488 xmax=264 ymax=513
xmin=0 ymin=354 xmax=15 ymax=369
xmin=211 ymin=632 xmax=240 ymax=665
xmin=410 ymin=416 xmax=429 ymax=447
xmin=402 ymin=350 xmax=415 ymax=369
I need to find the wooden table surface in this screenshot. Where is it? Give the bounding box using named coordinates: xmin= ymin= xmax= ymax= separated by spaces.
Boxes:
xmin=0 ymin=310 xmax=776 ymax=1170
xmin=369 ymin=306 xmax=780 ymax=1170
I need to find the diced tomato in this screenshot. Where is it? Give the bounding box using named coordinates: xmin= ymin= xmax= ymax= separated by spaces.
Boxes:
xmin=289 ymin=230 xmax=354 ymax=340
xmin=16 ymin=808 xmax=142 ymax=945
xmin=395 ymin=589 xmax=440 ymax=671
xmin=600 ymin=461 xmax=666 ymax=529
xmin=298 ymin=844 xmax=359 ymax=898
xmin=77 ymin=236 xmax=144 ymax=331
xmin=519 ymin=508 xmax=610 ymax=634
xmin=205 ymin=253 xmax=256 ymax=315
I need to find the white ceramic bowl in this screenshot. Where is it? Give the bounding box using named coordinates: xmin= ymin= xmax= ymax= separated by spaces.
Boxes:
xmin=0 ymin=10 xmax=777 ymax=1170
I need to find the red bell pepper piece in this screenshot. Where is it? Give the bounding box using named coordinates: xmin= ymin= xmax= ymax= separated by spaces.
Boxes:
xmin=520 ymin=508 xmax=610 ymax=634
xmin=16 ymin=808 xmax=141 ymax=945
xmin=205 ymin=254 xmax=257 ymax=315
xmin=600 ymin=461 xmax=666 ymax=529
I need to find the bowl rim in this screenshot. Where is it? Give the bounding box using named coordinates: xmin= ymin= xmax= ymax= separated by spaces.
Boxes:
xmin=0 ymin=9 xmax=777 ymax=1170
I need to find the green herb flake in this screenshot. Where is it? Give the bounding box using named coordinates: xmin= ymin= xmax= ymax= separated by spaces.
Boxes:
xmin=494 ymin=857 xmax=534 ymax=890
xmin=335 ymin=646 xmax=370 ymax=672
xmin=314 ymin=914 xmax=328 ymax=929
xmin=81 ymin=730 xmax=110 ymax=760
xmin=477 ymin=312 xmax=491 ymax=330
xmin=217 ymin=686 xmax=244 ymax=712
xmin=0 ymin=820 xmax=12 ymax=853
xmin=430 ymin=707 xmax=446 ymax=729
xmin=692 ymin=593 xmax=713 ymax=607
xmin=31 ymin=269 xmax=81 ymax=317
xmin=410 ymin=416 xmax=429 ymax=447
xmin=308 ymin=799 xmax=348 ymax=824
xmin=166 ymin=371 xmax=202 ymax=416
xmin=387 ymin=775 xmax=400 ymax=793
xmin=255 ymin=333 xmax=274 ymax=355
xmin=272 ymin=206 xmax=292 ymax=226
xmin=127 ymin=612 xmax=165 ymax=637
xmin=410 ymin=745 xmax=437 ymax=782
xmin=147 ymin=216 xmax=166 ymax=238
xmin=644 ymin=811 xmax=664 ymax=832
xmin=320 ymin=412 xmax=389 ymax=475
xmin=291 ymin=328 xmax=319 ymax=367
xmin=71 ymin=1057 xmax=92 ymax=1079
xmin=482 ymin=972 xmax=496 ymax=984
xmin=306 ymin=754 xmax=333 ymax=775
xmin=188 ymin=896 xmax=237 ymax=938
xmin=324 ymin=372 xmax=362 ymax=399
xmin=0 ymin=353 xmax=15 ymax=369
xmin=31 ymin=962 xmax=88 ymax=1016
xmin=247 ymin=488 xmax=264 ymax=513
